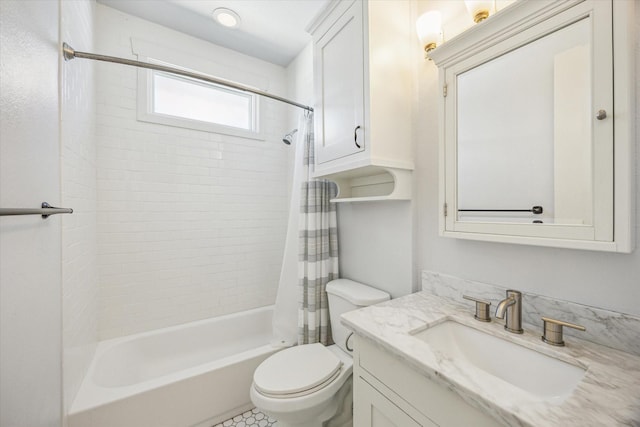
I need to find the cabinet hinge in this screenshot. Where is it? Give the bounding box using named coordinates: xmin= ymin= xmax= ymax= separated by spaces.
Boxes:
xmin=444 ymin=203 xmax=448 ymax=217
xmin=443 ymin=84 xmax=448 ymax=97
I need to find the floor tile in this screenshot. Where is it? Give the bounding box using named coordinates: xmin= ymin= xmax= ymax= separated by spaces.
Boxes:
xmin=213 ymin=408 xmax=278 ymax=427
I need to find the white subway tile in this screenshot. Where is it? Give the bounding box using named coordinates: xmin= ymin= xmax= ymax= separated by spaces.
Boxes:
xmin=95 ymin=5 xmax=288 ymax=340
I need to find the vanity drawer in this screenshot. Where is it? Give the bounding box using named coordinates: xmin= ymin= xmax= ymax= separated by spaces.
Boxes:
xmin=356 ymin=336 xmax=502 ymax=427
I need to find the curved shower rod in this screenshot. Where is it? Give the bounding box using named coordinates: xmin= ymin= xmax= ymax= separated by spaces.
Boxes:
xmin=62 ymin=43 xmax=314 ymax=112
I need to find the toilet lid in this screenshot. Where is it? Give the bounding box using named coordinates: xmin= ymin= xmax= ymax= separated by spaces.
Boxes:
xmin=253 ymin=343 xmax=343 ymax=397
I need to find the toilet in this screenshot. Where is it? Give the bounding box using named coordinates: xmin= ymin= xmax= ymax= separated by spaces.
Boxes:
xmin=250 ymin=279 xmax=390 ymax=427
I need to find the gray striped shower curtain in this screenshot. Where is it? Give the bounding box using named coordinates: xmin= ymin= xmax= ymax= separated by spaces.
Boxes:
xmin=297 ymin=112 xmax=339 ymax=346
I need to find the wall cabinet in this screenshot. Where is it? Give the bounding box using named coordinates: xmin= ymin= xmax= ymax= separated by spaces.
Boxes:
xmin=430 ymin=0 xmax=635 ymax=251
xmin=353 ymin=336 xmax=501 ymax=427
xmin=312 ymin=0 xmax=365 ymax=165
xmin=308 ymin=0 xmax=414 ymax=201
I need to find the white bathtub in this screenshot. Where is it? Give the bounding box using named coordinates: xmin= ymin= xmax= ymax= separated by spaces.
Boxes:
xmin=68 ymin=306 xmax=280 ymax=427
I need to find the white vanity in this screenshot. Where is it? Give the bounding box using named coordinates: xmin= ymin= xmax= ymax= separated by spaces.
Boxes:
xmin=353 ymin=333 xmax=499 ymax=427
xmin=344 ymin=291 xmax=640 ymax=426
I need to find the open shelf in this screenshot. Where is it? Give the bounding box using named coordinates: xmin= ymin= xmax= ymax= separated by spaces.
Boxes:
xmin=316 ymin=166 xmax=412 ymax=203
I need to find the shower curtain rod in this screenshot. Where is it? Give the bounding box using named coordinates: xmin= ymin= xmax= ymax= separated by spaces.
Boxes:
xmin=62 ymin=43 xmax=314 ymax=112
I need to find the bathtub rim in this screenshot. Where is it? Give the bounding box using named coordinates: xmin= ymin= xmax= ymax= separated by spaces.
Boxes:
xmin=69 ymin=305 xmax=278 ymax=416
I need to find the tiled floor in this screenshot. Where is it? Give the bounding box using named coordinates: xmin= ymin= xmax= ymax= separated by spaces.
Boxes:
xmin=213 ymin=408 xmax=278 ymax=427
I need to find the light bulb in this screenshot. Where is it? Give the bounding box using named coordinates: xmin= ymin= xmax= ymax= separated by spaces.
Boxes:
xmin=464 ymin=0 xmax=493 ymax=23
xmin=416 ymin=11 xmax=442 ymax=55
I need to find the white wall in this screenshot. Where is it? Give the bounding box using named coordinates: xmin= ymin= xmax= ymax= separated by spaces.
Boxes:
xmin=414 ymin=1 xmax=640 ymax=316
xmin=0 ymin=1 xmax=62 ymax=426
xmin=285 ymin=42 xmax=314 ymax=200
xmin=61 ymin=0 xmax=99 ymax=417
xmin=338 ymin=202 xmax=414 ymax=298
xmin=286 ymin=42 xmax=314 ymax=118
xmin=95 ymin=5 xmax=291 ymax=339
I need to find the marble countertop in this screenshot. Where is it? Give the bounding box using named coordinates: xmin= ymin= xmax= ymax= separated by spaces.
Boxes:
xmin=341 ymin=291 xmax=640 ymax=427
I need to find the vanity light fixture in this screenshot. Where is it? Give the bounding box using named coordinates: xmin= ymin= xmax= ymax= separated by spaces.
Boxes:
xmin=464 ymin=0 xmax=494 ymax=23
xmin=212 ymin=7 xmax=241 ymax=29
xmin=416 ymin=11 xmax=443 ymax=58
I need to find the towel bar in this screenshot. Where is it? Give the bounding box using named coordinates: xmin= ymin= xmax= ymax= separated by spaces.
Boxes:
xmin=0 ymin=202 xmax=74 ymax=219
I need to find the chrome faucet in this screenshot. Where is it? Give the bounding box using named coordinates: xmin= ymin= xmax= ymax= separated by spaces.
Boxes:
xmin=495 ymin=290 xmax=523 ymax=334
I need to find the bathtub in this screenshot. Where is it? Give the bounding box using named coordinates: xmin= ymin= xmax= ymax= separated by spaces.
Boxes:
xmin=68 ymin=305 xmax=280 ymax=427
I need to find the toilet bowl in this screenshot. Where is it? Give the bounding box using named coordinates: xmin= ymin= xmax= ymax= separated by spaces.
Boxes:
xmin=250 ymin=344 xmax=352 ymax=427
xmin=250 ymin=279 xmax=390 ymax=427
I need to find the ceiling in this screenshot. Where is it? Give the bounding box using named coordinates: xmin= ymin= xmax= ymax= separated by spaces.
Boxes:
xmin=97 ymin=0 xmax=330 ymax=67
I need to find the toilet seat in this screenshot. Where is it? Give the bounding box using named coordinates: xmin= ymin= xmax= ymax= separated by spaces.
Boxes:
xmin=253 ymin=343 xmax=343 ymax=398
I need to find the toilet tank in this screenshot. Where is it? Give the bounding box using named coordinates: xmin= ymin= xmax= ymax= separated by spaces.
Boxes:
xmin=326 ymin=279 xmax=390 ymax=354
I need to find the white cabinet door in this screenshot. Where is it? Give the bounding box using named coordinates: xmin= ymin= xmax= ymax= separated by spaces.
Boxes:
xmin=314 ymin=0 xmax=365 ymax=165
xmin=354 ymin=377 xmax=437 ymax=427
xmin=432 ymin=0 xmax=635 ymax=252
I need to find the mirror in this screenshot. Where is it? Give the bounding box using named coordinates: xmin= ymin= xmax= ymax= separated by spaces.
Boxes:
xmin=430 ymin=0 xmax=635 ymax=252
xmin=457 ymin=18 xmax=591 ymax=226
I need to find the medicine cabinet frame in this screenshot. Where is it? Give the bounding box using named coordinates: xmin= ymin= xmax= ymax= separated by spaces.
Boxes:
xmin=430 ymin=0 xmax=635 ymax=252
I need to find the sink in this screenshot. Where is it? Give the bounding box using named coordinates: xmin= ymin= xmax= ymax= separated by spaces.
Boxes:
xmin=411 ymin=320 xmax=586 ymax=403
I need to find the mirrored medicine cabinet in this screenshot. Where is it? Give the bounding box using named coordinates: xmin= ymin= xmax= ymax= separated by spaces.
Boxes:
xmin=430 ymin=0 xmax=635 ymax=252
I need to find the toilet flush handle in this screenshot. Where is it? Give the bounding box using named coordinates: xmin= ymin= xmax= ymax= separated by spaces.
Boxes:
xmin=345 ymin=332 xmax=354 ymax=352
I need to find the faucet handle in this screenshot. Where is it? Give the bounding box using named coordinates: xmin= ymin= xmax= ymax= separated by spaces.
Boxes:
xmin=462 ymin=295 xmax=492 ymax=322
xmin=541 ymin=317 xmax=586 ymax=346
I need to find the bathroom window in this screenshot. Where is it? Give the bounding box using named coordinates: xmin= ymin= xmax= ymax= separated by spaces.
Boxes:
xmin=138 ymin=59 xmax=262 ymax=139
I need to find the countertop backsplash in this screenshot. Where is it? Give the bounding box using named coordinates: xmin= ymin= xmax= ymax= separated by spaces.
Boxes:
xmin=421 ymin=271 xmax=640 ymax=357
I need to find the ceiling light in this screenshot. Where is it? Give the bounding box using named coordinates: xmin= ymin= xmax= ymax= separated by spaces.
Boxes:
xmin=212 ymin=8 xmax=241 ymax=29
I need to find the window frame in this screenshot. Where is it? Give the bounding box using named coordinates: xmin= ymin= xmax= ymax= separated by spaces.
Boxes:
xmin=136 ymin=55 xmax=264 ymax=140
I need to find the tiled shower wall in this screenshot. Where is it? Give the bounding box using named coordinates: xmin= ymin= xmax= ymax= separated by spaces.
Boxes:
xmin=61 ymin=0 xmax=98 ymax=415
xmin=95 ymin=5 xmax=290 ymax=339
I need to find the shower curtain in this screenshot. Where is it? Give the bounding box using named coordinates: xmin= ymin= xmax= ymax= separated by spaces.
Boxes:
xmin=271 ymin=112 xmax=339 ymax=347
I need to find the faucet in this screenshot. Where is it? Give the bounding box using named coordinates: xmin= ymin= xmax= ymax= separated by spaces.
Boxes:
xmin=495 ymin=290 xmax=523 ymax=334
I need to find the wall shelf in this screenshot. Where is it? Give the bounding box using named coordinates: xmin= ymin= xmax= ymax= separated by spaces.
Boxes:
xmin=317 ymin=166 xmax=412 ymax=203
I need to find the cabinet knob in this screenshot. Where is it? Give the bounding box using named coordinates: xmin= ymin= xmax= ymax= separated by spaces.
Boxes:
xmin=354 ymin=125 xmax=361 ymax=148
xmin=596 ymin=109 xmax=607 ymax=120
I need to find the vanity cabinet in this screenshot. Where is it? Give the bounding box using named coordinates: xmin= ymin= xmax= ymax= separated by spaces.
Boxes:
xmin=353 ymin=336 xmax=501 ymax=427
xmin=355 ymin=378 xmax=432 ymax=427
xmin=307 ymin=0 xmax=413 ymax=201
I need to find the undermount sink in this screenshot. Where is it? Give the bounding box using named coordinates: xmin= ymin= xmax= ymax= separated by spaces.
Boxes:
xmin=411 ymin=320 xmax=586 ymax=403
